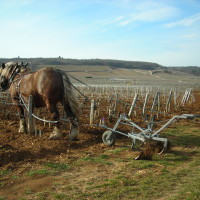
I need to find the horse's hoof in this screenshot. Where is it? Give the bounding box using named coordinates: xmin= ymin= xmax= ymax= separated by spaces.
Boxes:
xmin=69 ymin=138 xmax=79 ymax=142
xmin=49 ymin=135 xmax=59 ymax=140
xmin=49 ymin=134 xmax=63 ymax=140
xmin=18 ymin=129 xmax=28 ymax=134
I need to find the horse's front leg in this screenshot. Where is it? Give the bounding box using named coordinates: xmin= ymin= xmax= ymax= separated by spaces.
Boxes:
xmin=16 ymin=104 xmax=28 ymax=134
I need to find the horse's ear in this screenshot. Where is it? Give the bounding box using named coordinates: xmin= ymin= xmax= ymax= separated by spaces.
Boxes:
xmin=2 ymin=63 xmax=5 ymax=69
xmin=24 ymin=62 xmax=28 ymax=67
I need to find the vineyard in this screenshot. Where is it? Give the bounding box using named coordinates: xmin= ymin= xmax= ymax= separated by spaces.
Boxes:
xmin=0 ymin=72 xmax=200 ymax=199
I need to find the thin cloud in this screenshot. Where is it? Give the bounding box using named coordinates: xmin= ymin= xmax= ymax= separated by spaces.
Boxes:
xmin=165 ymin=13 xmax=200 ymax=28
xmin=115 ymin=16 xmax=125 ymax=22
xmin=182 ymin=33 xmax=199 ymax=40
xmin=93 ymin=16 xmax=125 ymax=32
xmin=118 ymin=6 xmax=177 ymax=26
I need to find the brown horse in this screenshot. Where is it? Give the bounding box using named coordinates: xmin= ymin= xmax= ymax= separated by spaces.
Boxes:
xmin=0 ymin=62 xmax=81 ymax=140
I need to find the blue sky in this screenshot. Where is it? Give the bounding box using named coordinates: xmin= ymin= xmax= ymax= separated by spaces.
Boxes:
xmin=0 ymin=0 xmax=200 ymax=66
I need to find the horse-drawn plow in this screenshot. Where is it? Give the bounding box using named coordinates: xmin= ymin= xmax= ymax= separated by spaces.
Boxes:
xmin=101 ymin=113 xmax=200 ymax=160
xmin=0 ymin=61 xmax=200 ymax=164
xmin=0 ymin=87 xmax=200 ymax=162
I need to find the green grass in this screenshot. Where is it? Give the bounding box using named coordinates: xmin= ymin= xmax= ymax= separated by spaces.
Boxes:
xmin=25 ymin=162 xmax=71 ymax=177
xmin=45 ymin=162 xmax=70 ymax=171
xmin=80 ymin=154 xmax=113 ymax=165
xmin=107 ymin=146 xmax=129 ymax=154
xmin=53 ymin=193 xmax=69 ymax=200
xmin=72 ymin=123 xmax=200 ymax=199
xmin=35 ymin=192 xmax=49 ymax=200
xmin=166 ymin=126 xmax=200 ymax=147
xmin=26 ymin=169 xmax=50 ymax=176
xmin=0 ymin=169 xmax=11 ymax=176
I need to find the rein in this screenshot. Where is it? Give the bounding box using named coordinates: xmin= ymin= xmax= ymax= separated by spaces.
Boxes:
xmin=68 ymin=74 xmax=90 ymax=101
xmin=70 ymin=83 xmax=89 ymax=101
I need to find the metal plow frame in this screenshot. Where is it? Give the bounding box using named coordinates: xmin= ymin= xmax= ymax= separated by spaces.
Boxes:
xmin=101 ymin=114 xmax=200 ymax=159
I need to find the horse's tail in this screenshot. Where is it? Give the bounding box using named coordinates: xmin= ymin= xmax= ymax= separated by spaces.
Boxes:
xmin=58 ymin=70 xmax=81 ymax=121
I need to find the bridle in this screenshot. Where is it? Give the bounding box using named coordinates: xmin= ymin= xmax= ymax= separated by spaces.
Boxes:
xmin=0 ymin=65 xmax=21 ymax=90
xmin=0 ymin=64 xmax=30 ymax=91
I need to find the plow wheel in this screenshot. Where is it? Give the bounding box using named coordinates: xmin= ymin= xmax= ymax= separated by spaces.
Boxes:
xmin=134 ymin=141 xmax=171 ymax=160
xmin=102 ymin=131 xmax=116 ymax=146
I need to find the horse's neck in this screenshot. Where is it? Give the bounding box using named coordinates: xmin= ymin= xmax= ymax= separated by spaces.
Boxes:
xmin=16 ymin=69 xmax=32 ymax=79
xmin=12 ymin=69 xmax=32 ymax=88
xmin=21 ymin=68 xmax=31 ymax=73
xmin=11 ymin=71 xmax=27 ymax=86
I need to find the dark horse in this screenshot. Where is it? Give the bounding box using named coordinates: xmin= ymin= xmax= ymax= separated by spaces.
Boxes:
xmin=0 ymin=62 xmax=81 ymax=140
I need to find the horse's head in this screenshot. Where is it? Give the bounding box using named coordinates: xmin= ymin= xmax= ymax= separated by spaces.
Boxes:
xmin=0 ymin=62 xmax=28 ymax=91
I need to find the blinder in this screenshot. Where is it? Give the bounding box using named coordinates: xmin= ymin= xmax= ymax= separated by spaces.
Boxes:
xmin=0 ymin=63 xmax=22 ymax=91
xmin=0 ymin=76 xmax=9 ymax=91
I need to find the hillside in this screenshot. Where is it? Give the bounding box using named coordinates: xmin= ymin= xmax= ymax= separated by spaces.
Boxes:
xmin=0 ymin=57 xmax=200 ymax=76
xmin=169 ymin=66 xmax=200 ymax=76
xmin=0 ymin=57 xmax=162 ymax=70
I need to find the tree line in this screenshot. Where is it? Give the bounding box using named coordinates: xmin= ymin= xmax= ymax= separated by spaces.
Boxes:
xmin=0 ymin=57 xmax=199 ymax=76
xmin=169 ymin=66 xmax=200 ymax=76
xmin=0 ymin=57 xmax=162 ymax=70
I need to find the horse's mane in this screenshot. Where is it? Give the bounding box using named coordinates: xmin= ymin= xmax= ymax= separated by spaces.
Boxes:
xmin=20 ymin=67 xmax=31 ymax=73
xmin=1 ymin=62 xmax=31 ymax=78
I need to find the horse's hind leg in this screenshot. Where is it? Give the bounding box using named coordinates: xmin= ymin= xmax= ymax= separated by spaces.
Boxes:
xmin=63 ymin=103 xmax=79 ymax=141
xmin=69 ymin=120 xmax=79 ymax=141
xmin=46 ymin=102 xmax=63 ymax=140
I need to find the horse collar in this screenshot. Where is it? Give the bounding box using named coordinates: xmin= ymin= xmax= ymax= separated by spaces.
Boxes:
xmin=13 ymin=72 xmax=29 ymax=90
xmin=8 ymin=66 xmax=20 ymax=85
xmin=16 ymin=77 xmax=22 ymax=90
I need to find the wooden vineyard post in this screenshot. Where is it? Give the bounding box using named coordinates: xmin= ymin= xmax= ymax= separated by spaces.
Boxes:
xmin=157 ymin=92 xmax=160 ymax=118
xmin=181 ymin=89 xmax=192 ymax=105
xmin=142 ymin=93 xmax=149 ymax=117
xmin=113 ymin=94 xmax=118 ymax=116
xmin=151 ymin=92 xmax=159 ymax=112
xmin=185 ymin=89 xmax=192 ymax=103
xmin=108 ymin=96 xmax=113 ymax=117
xmin=174 ymin=90 xmax=177 ymax=109
xmin=28 ymin=95 xmax=35 ymax=134
xmin=181 ymin=90 xmax=186 ymax=105
xmin=128 ymin=93 xmax=138 ymax=118
xmin=90 ymin=99 xmax=95 ymax=126
xmin=165 ymin=91 xmax=173 ymax=113
xmin=151 ymin=92 xmax=159 ymax=121
xmin=96 ymin=100 xmax=100 ymax=118
xmin=43 ymin=117 xmax=46 ymax=127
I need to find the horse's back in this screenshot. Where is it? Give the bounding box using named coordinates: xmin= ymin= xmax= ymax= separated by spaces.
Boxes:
xmin=20 ymin=67 xmax=65 ymax=106
xmin=35 ymin=67 xmax=64 ymax=94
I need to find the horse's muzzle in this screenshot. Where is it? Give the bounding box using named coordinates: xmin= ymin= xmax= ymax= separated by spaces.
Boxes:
xmin=0 ymin=80 xmax=9 ymax=91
